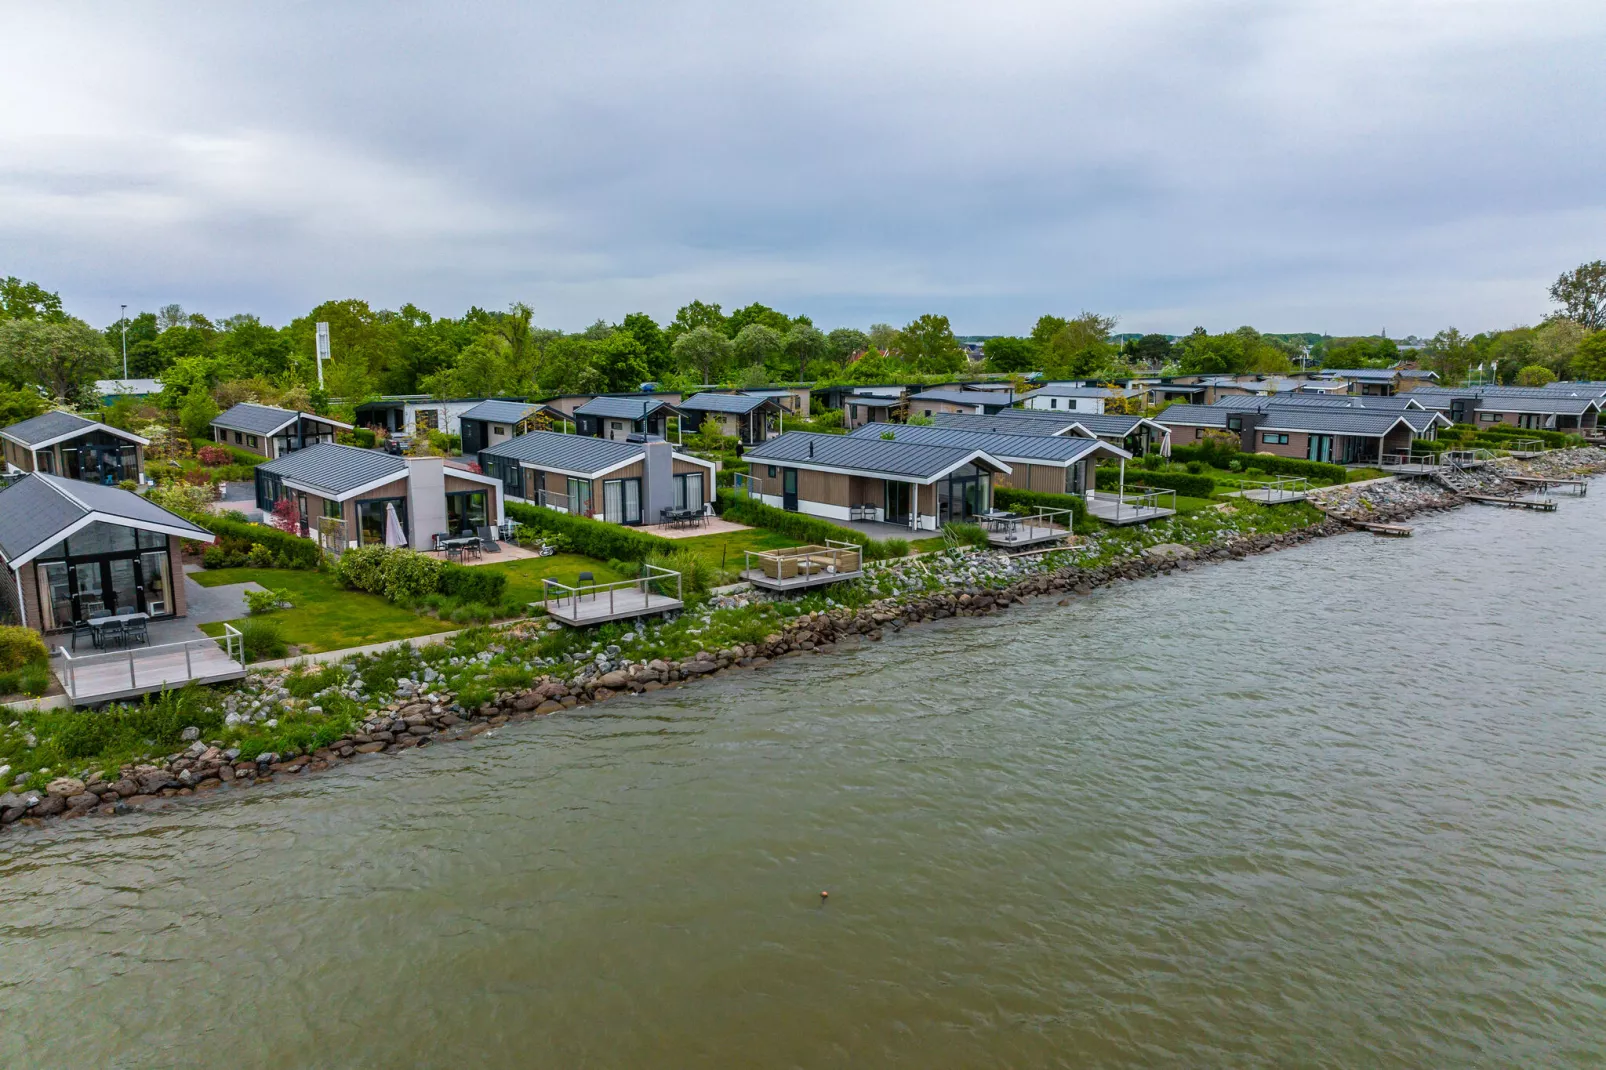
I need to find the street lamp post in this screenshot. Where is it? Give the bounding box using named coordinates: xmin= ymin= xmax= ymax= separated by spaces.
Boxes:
xmin=120 ymin=304 xmax=128 ymax=379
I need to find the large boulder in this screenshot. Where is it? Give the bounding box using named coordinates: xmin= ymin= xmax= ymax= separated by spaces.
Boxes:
xmin=46 ymin=777 xmax=86 ymax=799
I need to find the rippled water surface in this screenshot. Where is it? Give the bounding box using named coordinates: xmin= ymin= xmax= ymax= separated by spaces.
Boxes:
xmin=4 ymin=496 xmax=1606 ymax=1067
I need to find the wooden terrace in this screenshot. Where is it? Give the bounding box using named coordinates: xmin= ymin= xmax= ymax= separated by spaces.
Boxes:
xmin=1238 ymin=476 xmax=1310 ymax=505
xmin=1506 ymin=474 xmax=1587 ymax=495
xmin=742 ymin=540 xmax=865 ymax=591
xmin=53 ymin=626 xmax=247 ymax=706
xmin=1379 ymin=451 xmax=1444 ymax=476
xmin=978 ymin=508 xmax=1074 ymax=548
xmin=538 ymin=565 xmax=684 ymax=626
xmin=1084 ymin=486 xmax=1177 ymax=526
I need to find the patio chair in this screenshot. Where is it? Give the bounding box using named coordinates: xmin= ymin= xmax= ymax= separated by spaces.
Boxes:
xmin=99 ymin=620 xmax=126 ymax=650
xmin=431 ymin=533 xmax=447 ymax=553
xmin=445 ymin=545 xmax=463 ymax=563
xmin=578 ymin=570 xmax=595 ymax=600
xmin=125 ymin=618 xmax=149 ymax=647
xmin=476 ymin=525 xmax=502 ymax=553
xmin=462 ymin=541 xmax=482 ymax=563
xmin=70 ymin=619 xmax=97 ymax=652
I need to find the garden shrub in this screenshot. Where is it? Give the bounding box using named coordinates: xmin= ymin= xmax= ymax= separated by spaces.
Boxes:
xmin=1168 ymin=444 xmax=1346 ymax=483
xmin=238 ymin=617 xmax=287 ymax=661
xmin=644 ymin=549 xmax=716 ymax=596
xmin=197 ymin=445 xmax=233 ymax=466
xmin=1185 ymin=460 xmax=1204 ymax=474
xmin=244 ymin=588 xmax=295 ymax=615
xmin=880 ymin=538 xmax=909 ymax=559
xmin=505 ymin=501 xmax=676 ymax=561
xmin=334 ymin=546 xmax=442 ymax=603
xmin=335 ymin=545 xmax=391 ymax=593
xmin=0 ymin=661 xmax=51 ymax=698
xmin=993 ymin=487 xmax=1088 ymax=526
xmin=189 ymin=513 xmax=321 ymax=569
xmin=1094 ymin=467 xmax=1215 ymax=498
xmin=715 ymin=490 xmax=909 ymax=559
xmin=439 ymin=562 xmax=506 ymax=604
xmin=941 ymin=522 xmax=989 ymax=549
xmin=246 ymin=543 xmax=275 ymax=568
xmin=0 ymin=625 xmax=48 ymax=672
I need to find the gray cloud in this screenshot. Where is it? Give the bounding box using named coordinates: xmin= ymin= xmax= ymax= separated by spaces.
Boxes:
xmin=1 ymin=0 xmax=1602 ymax=336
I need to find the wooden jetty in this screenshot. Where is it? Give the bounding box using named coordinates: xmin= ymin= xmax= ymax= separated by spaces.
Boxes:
xmin=1352 ymin=520 xmax=1413 ymax=537
xmin=1505 ymin=474 xmax=1587 ymax=495
xmin=1464 ymin=493 xmax=1558 ymax=511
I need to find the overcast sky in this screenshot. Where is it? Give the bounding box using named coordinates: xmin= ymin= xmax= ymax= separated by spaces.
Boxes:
xmin=2 ymin=0 xmax=1603 ymax=337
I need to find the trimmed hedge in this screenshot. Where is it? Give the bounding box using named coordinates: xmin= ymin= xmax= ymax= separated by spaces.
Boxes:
xmin=716 ymin=490 xmax=906 ymax=560
xmin=1094 ymin=467 xmax=1215 ymax=498
xmin=505 ymin=501 xmax=675 ymax=562
xmin=1169 ymin=445 xmax=1347 ymax=483
xmin=188 ymin=512 xmax=322 ymax=569
xmin=439 ymin=562 xmax=507 ymax=604
xmin=993 ymin=486 xmax=1088 ymax=525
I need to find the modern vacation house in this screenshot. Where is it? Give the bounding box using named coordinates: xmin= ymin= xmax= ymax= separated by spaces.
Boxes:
xmin=1018 ymin=384 xmax=1144 ymax=415
xmin=457 ymin=399 xmax=542 ymax=463
xmin=1407 ymin=386 xmax=1603 ymax=433
xmin=931 ymin=409 xmax=1172 ymax=456
xmin=0 ymin=474 xmax=212 ymax=634
xmin=841 ymin=392 xmax=905 ymax=429
xmin=255 ymin=443 xmax=504 ymax=550
xmin=480 ymin=431 xmax=715 ymax=526
xmin=846 ymin=421 xmax=1128 ymax=498
xmin=742 ymin=431 xmax=1010 ymax=530
xmin=1153 ymin=402 xmax=1448 ymax=462
xmin=676 ymin=392 xmax=782 ymax=446
xmin=211 ymin=403 xmax=352 ymax=459
xmin=1 ymin=411 xmax=149 ymax=485
xmin=905 ymin=388 xmax=1017 ymax=418
xmin=573 ymin=396 xmax=679 ymax=441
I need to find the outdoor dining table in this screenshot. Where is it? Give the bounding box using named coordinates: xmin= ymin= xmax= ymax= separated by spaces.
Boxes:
xmin=976 ymin=509 xmax=1018 ymax=533
xmin=88 ymin=611 xmax=149 ymax=647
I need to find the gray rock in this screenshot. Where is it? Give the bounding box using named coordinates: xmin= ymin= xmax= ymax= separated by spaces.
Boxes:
xmin=46 ymin=776 xmax=86 ymax=798
xmin=180 ymin=726 xmax=201 ymax=742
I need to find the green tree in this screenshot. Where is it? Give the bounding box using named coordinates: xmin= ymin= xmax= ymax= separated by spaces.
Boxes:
xmin=893 ymin=314 xmax=965 ymax=375
xmin=672 ymin=325 xmax=734 ymax=384
xmin=1549 ymin=260 xmax=1606 ymax=331
xmin=1177 ymin=328 xmax=1244 ymax=375
xmin=784 ymin=323 xmax=828 ymax=381
xmin=0 ymin=277 xmax=65 ymax=321
xmin=103 ymin=311 xmax=163 ymax=377
xmin=596 ymin=331 xmax=650 ymax=392
xmin=179 ymin=387 xmax=220 ymax=437
xmin=1514 ymin=364 xmax=1556 ymax=387
xmin=867 ymin=323 xmax=899 ymax=353
xmin=618 ymin=312 xmax=670 ymax=378
xmin=669 ymin=300 xmax=728 ymax=340
xmin=1570 ymin=331 xmax=1606 ymax=380
xmin=983 ymin=335 xmax=1036 ymax=373
xmin=1038 ymin=313 xmax=1117 ymax=379
xmin=726 ymin=302 xmax=796 ymax=336
xmin=1424 ymin=327 xmax=1473 ymax=383
xmin=1126 ymin=334 xmax=1174 ymax=367
xmin=826 ymin=327 xmax=870 ymax=364
xmin=1318 ymin=336 xmax=1398 ymax=368
xmin=732 ymin=323 xmax=785 ymax=372
xmin=0 ymin=317 xmax=113 ymax=401
xmin=0 ymin=386 xmax=45 ymax=424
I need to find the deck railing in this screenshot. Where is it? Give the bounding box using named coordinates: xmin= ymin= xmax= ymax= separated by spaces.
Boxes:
xmin=54 ymin=623 xmax=244 ymax=700
xmin=1445 ymin=448 xmax=1496 ymax=468
xmin=537 ymin=489 xmax=573 ymax=512
xmin=743 ymin=539 xmax=863 ymax=581
xmin=539 ymin=564 xmax=683 ymax=618
xmin=732 ymin=472 xmax=769 ymax=498
xmin=1241 ymin=475 xmax=1311 ymax=499
xmin=1381 ymin=450 xmax=1444 ymax=469
xmin=983 ymin=507 xmax=1076 ymax=544
xmin=1504 ymin=438 xmax=1546 ymax=455
xmin=1090 ymin=485 xmax=1177 ymax=522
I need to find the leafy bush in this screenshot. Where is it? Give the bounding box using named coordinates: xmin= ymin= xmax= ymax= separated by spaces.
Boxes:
xmin=505 ymin=501 xmax=676 ymax=562
xmin=0 ymin=625 xmax=49 ymax=672
xmin=246 ymin=543 xmax=275 ymax=568
xmin=244 ymin=588 xmax=295 ymax=614
xmin=1169 ymin=445 xmax=1346 ymax=483
xmin=881 ymin=538 xmax=909 ymax=559
xmin=197 ymin=445 xmax=233 ymax=465
xmin=43 ymin=686 xmax=219 ymax=761
xmin=237 ymin=617 xmax=287 ymax=661
xmin=352 ymin=427 xmax=377 ymax=448
xmin=1185 ymin=460 xmax=1204 ymax=474
xmin=439 ymin=562 xmax=507 ymax=604
xmin=644 ymin=549 xmax=716 ymax=596
xmin=334 ymin=545 xmax=442 ymax=602
xmin=335 ymin=545 xmax=391 ymax=593
xmin=0 ymin=660 xmax=51 ymax=698
xmin=189 ymin=513 xmax=321 ymax=569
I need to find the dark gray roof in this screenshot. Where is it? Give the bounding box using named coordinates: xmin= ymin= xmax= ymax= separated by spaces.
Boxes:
xmin=1258 ymin=408 xmax=1440 ymax=436
xmin=458 ymin=399 xmax=538 ymax=424
xmin=1543 ymin=382 xmax=1606 ymax=396
xmin=258 ymin=443 xmax=407 ymax=496
xmin=846 ymin=421 xmax=1114 ymax=463
xmin=0 ymin=474 xmax=211 ymax=563
xmin=212 ymin=402 xmax=300 ymax=435
xmin=677 ymin=392 xmax=775 ymax=415
xmin=1212 ymin=393 xmax=1426 ymax=411
xmin=908 ymin=389 xmax=1005 ymax=406
xmin=0 ymin=410 xmax=112 ymax=447
xmin=1409 ymin=387 xmax=1601 ymax=415
xmin=574 ymin=396 xmax=676 ymax=420
xmin=745 ymin=431 xmax=1006 ymax=480
xmin=843 ymin=394 xmax=900 ymax=407
xmin=481 ymin=430 xmax=649 ymax=475
xmin=937 ymin=409 xmax=1155 ymax=439
xmin=1319 ymin=368 xmax=1401 ymax=381
xmin=1152 ymin=405 xmax=1231 ymax=428
xmin=1019 ymin=384 xmax=1125 ymax=398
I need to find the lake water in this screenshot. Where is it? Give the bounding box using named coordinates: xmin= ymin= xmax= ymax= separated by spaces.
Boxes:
xmin=3 ymin=494 xmax=1605 ymax=1067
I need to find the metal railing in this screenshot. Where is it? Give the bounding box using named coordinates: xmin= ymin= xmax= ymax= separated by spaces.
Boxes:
xmin=1240 ymin=475 xmax=1311 ymax=501
xmin=537 ymin=489 xmax=573 ymax=512
xmin=1088 ymin=485 xmax=1177 ymax=522
xmin=1504 ymin=438 xmax=1546 ymax=455
xmin=732 ymin=472 xmax=769 ymax=497
xmin=55 ymin=623 xmax=244 ymax=700
xmin=1445 ymin=448 xmax=1496 ymax=468
xmin=1380 ymin=450 xmax=1444 ymax=469
xmin=983 ymin=507 xmax=1076 ymax=544
xmin=743 ymin=539 xmax=863 ymax=582
xmin=538 ymin=564 xmax=683 ymax=621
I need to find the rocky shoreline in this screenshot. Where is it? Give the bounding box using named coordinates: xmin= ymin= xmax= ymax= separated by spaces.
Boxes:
xmin=5 ymin=448 xmax=1603 ymax=836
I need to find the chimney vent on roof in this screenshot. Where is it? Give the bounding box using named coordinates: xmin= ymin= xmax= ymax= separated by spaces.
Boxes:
xmin=808 ymin=440 xmax=814 ymax=458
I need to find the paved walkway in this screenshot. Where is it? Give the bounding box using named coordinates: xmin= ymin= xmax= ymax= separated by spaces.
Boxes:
xmin=637 ymin=518 xmax=752 ymax=539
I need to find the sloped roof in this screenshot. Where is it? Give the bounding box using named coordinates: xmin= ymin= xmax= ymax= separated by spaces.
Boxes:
xmin=1318 ymin=368 xmax=1401 ymax=381
xmin=907 ymin=389 xmax=1007 ymax=406
xmin=1410 ymin=387 xmax=1601 ymax=415
xmin=1 ymin=410 xmax=148 ymax=448
xmin=0 ymin=474 xmax=212 ymax=565
xmin=212 ymin=402 xmax=351 ymax=435
xmin=677 ymin=392 xmax=775 ymax=415
xmin=258 ymin=443 xmax=407 ymax=497
xmin=481 ymin=429 xmax=649 ymax=476
xmin=574 ymin=396 xmax=677 ymax=420
xmin=1211 ymin=394 xmax=1426 ymax=411
xmin=1152 ymin=405 xmax=1231 ymax=428
xmin=458 ymin=399 xmax=539 ymax=424
xmin=1258 ymin=407 xmax=1444 ymax=436
xmin=745 ymin=431 xmax=1010 ymax=481
xmin=846 ymin=421 xmax=1126 ymax=463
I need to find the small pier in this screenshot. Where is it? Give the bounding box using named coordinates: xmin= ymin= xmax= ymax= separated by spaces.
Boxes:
xmin=1352 ymin=520 xmax=1413 ymax=537
xmin=538 ymin=566 xmax=684 ymax=627
xmin=1084 ymin=487 xmax=1177 ymax=526
xmin=1505 ymin=474 xmax=1587 ymax=495
xmin=1238 ymin=476 xmax=1310 ymax=505
xmin=54 ymin=627 xmax=247 ymax=706
xmin=742 ymin=541 xmax=864 ymax=591
xmin=981 ymin=507 xmax=1075 ymax=548
xmin=1464 ymin=493 xmax=1558 ymax=511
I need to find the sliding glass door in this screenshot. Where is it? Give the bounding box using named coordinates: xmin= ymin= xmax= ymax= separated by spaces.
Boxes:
xmin=601 ymin=478 xmax=642 ymax=525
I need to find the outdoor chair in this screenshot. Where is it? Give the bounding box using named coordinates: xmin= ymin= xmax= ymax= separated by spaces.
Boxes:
xmin=578 ymin=571 xmax=595 ymax=600
xmin=431 ymin=533 xmax=447 ymax=552
xmin=477 ymin=525 xmax=502 ymax=553
xmin=125 ymin=618 xmax=149 ymax=647
xmin=463 ymin=542 xmax=482 ymax=563
xmin=99 ymin=620 xmax=125 ymax=650
xmin=445 ymin=545 xmax=463 ymax=563
xmin=70 ymin=620 xmax=97 ymax=652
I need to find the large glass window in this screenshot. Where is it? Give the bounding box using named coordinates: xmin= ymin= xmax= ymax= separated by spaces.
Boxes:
xmin=446 ymin=490 xmax=489 ymax=536
xmin=37 ymin=562 xmax=71 ymax=631
xmin=139 ymin=551 xmax=172 ymax=616
xmin=672 ymin=472 xmax=704 ymax=512
xmin=358 ymin=498 xmax=409 ymax=546
xmin=567 ymin=477 xmax=593 ymax=517
xmin=601 ymin=479 xmax=641 ymax=525
xmin=937 ymin=463 xmax=988 ymax=522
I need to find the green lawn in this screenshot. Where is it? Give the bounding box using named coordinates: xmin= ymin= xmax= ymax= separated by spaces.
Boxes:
xmin=475 ymin=553 xmax=630 ymax=604
xmin=671 ymin=527 xmax=804 ymax=578
xmin=192 ymin=568 xmax=457 ymax=652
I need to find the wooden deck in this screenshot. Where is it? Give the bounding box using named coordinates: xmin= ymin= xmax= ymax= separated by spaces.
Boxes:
xmin=1464 ymin=493 xmax=1558 ymax=511
xmin=54 ymin=640 xmax=246 ymax=706
xmin=1506 ymin=474 xmax=1587 ymax=495
xmin=1240 ymin=487 xmax=1308 ymax=505
xmin=1353 ymin=521 xmax=1413 ymax=537
xmin=541 ymin=588 xmax=684 ymax=626
xmin=741 ymin=567 xmax=865 ymax=591
xmin=986 ymin=521 xmax=1072 ymax=548
xmin=1084 ymin=498 xmax=1176 ymax=526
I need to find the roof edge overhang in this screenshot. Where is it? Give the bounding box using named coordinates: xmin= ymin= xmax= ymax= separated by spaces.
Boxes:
xmin=6 ymin=510 xmax=214 ymax=568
